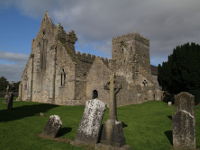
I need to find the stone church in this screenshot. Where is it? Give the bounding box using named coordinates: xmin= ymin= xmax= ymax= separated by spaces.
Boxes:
xmin=18 ymin=12 xmax=162 ymax=106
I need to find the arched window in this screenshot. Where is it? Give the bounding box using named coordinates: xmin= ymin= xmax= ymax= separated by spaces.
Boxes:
xmin=40 ymin=38 xmax=48 ymax=70
xmin=61 ymin=69 xmax=66 ymax=86
xmin=92 ymin=90 xmax=98 ymax=99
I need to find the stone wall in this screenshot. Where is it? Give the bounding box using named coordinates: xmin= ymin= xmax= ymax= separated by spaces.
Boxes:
xmin=86 ymin=57 xmax=111 ymax=105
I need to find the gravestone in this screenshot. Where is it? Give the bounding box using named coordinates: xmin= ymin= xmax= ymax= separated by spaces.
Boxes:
xmin=4 ymin=85 xmax=9 ymax=103
xmin=173 ymin=92 xmax=196 ymax=150
xmin=7 ymin=92 xmax=14 ymax=110
xmin=75 ymin=99 xmax=106 ymax=145
xmin=168 ymin=101 xmax=172 ymax=106
xmin=42 ymin=115 xmax=62 ymax=138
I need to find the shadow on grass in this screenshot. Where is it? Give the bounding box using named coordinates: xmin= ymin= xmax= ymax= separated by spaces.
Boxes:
xmin=0 ymin=104 xmax=57 ymax=122
xmin=57 ymin=127 xmax=72 ymax=137
xmin=168 ymin=115 xmax=172 ymax=120
xmin=164 ymin=130 xmax=173 ymax=145
xmin=122 ymin=121 xmax=128 ymax=128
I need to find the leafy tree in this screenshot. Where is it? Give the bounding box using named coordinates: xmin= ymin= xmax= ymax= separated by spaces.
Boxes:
xmin=11 ymin=81 xmax=20 ymax=93
xmin=158 ymin=42 xmax=200 ymax=103
xmin=0 ymin=76 xmax=9 ymax=92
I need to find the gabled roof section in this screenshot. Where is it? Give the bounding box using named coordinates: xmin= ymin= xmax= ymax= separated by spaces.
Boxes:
xmin=36 ymin=11 xmax=55 ymax=38
xmin=41 ymin=11 xmax=54 ymax=28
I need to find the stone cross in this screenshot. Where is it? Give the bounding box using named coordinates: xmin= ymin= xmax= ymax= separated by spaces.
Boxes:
xmin=75 ymin=99 xmax=106 ymax=145
xmin=173 ymin=92 xmax=196 ymax=150
xmin=104 ymin=73 xmax=122 ymax=121
xmin=100 ymin=73 xmax=126 ymax=147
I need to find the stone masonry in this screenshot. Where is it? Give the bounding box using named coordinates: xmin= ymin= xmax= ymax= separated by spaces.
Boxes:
xmin=18 ymin=12 xmax=162 ymax=106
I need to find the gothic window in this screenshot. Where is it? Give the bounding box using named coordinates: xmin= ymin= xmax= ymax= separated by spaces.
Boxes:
xmin=40 ymin=38 xmax=48 ymax=70
xmin=24 ymin=74 xmax=28 ymax=90
xmin=37 ymin=42 xmax=41 ymax=47
xmin=24 ymin=84 xmax=27 ymax=90
xmin=42 ymin=30 xmax=46 ymax=35
xmin=60 ymin=69 xmax=66 ymax=86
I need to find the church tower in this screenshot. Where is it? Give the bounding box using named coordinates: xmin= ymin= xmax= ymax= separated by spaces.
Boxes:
xmin=112 ymin=33 xmax=152 ymax=86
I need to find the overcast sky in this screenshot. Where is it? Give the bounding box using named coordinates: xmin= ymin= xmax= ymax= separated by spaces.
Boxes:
xmin=0 ymin=0 xmax=200 ymax=81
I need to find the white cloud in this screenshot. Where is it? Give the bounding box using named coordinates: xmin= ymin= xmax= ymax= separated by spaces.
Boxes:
xmin=0 ymin=51 xmax=28 ymax=62
xmin=0 ymin=63 xmax=24 ymax=81
xmin=0 ymin=51 xmax=28 ymax=81
xmin=1 ymin=0 xmax=200 ymax=66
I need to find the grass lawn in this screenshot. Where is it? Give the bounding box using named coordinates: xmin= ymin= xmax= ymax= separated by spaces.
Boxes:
xmin=0 ymin=98 xmax=199 ymax=150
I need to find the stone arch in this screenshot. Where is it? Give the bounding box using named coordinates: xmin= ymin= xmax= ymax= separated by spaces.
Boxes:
xmin=60 ymin=68 xmax=66 ymax=86
xmin=92 ymin=90 xmax=98 ymax=99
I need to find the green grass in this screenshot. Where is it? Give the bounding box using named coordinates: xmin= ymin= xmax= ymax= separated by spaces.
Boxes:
xmin=0 ymin=98 xmax=199 ymax=150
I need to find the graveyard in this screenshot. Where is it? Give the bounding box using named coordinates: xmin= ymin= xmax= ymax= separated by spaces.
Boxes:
xmin=1 ymin=1 xmax=200 ymax=149
xmin=0 ymin=97 xmax=200 ymax=150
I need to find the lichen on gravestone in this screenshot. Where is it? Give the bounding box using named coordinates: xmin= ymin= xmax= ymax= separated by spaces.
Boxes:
xmin=173 ymin=92 xmax=196 ymax=150
xmin=42 ymin=115 xmax=62 ymax=138
xmin=75 ymin=99 xmax=106 ymax=145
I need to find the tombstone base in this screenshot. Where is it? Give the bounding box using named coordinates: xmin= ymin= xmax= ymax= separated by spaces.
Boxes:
xmin=74 ymin=138 xmax=96 ymax=146
xmin=100 ymin=120 xmax=126 ymax=147
xmin=173 ymin=146 xmax=196 ymax=150
xmin=95 ymin=143 xmax=132 ymax=150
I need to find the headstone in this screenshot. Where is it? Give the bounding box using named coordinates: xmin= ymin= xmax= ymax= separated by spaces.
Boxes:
xmin=75 ymin=99 xmax=106 ymax=145
xmin=147 ymin=90 xmax=154 ymax=100
xmin=173 ymin=92 xmax=196 ymax=150
xmin=4 ymin=85 xmax=10 ymax=104
xmin=40 ymin=112 xmax=45 ymax=116
xmin=154 ymin=89 xmax=163 ymax=101
xmin=168 ymin=101 xmax=172 ymax=106
xmin=7 ymin=92 xmax=14 ymax=110
xmin=42 ymin=115 xmax=62 ymax=138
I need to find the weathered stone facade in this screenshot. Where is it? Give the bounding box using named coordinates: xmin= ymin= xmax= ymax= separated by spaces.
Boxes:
xmin=18 ymin=12 xmax=162 ymax=106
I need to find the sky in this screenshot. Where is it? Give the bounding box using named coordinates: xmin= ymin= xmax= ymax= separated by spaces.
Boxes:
xmin=0 ymin=0 xmax=200 ymax=81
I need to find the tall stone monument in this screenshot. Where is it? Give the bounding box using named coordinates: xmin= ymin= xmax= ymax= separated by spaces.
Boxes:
xmin=173 ymin=92 xmax=196 ymax=150
xmin=5 ymin=85 xmax=14 ymax=110
xmin=96 ymin=73 xmax=130 ymax=150
xmin=4 ymin=85 xmax=9 ymax=101
xmin=75 ymin=98 xmax=106 ymax=145
xmin=7 ymin=92 xmax=14 ymax=110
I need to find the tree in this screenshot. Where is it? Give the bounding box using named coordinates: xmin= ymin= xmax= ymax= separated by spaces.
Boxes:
xmin=158 ymin=42 xmax=200 ymax=104
xmin=0 ymin=76 xmax=9 ymax=92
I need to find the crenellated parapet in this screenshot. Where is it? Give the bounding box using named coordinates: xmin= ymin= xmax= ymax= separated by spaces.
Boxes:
xmin=112 ymin=32 xmax=149 ymax=47
xmin=74 ymin=50 xmax=111 ymax=66
xmin=75 ymin=51 xmax=96 ymax=63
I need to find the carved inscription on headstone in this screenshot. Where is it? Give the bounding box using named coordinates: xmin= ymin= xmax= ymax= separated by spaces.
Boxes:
xmin=173 ymin=92 xmax=196 ymax=150
xmin=75 ymin=99 xmax=106 ymax=144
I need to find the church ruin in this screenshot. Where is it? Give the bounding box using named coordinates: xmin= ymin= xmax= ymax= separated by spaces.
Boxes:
xmin=18 ymin=12 xmax=162 ymax=106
